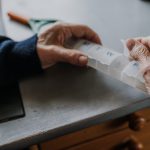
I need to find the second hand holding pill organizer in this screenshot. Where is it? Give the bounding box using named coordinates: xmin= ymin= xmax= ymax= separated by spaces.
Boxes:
xmin=68 ymin=40 xmax=146 ymax=93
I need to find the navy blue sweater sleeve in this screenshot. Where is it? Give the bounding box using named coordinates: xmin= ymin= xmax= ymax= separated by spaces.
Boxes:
xmin=0 ymin=35 xmax=43 ymax=87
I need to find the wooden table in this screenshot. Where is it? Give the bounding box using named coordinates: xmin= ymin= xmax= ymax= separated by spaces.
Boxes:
xmin=0 ymin=0 xmax=150 ymax=149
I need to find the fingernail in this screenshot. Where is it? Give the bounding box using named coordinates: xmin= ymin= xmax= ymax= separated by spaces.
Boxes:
xmin=79 ymin=56 xmax=88 ymax=65
xmin=126 ymin=39 xmax=135 ymax=51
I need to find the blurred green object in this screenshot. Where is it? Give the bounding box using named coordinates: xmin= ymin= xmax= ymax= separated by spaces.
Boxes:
xmin=8 ymin=11 xmax=58 ymax=33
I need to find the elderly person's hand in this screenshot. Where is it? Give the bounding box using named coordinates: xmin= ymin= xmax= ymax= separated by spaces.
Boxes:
xmin=126 ymin=37 xmax=150 ymax=92
xmin=37 ymin=22 xmax=101 ymax=69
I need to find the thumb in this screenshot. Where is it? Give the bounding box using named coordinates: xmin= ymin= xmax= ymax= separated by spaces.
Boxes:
xmin=57 ymin=46 xmax=88 ymax=66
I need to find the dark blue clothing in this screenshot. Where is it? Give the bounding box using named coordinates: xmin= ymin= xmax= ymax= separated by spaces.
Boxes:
xmin=0 ymin=35 xmax=43 ymax=87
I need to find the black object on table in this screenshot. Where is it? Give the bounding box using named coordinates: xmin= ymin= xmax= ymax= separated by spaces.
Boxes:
xmin=0 ymin=3 xmax=25 ymax=123
xmin=0 ymin=83 xmax=25 ymax=123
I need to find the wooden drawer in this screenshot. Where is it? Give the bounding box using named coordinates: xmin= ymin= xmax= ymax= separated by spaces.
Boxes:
xmin=40 ymin=108 xmax=150 ymax=150
xmin=136 ymin=107 xmax=150 ymax=121
xmin=67 ymin=121 xmax=150 ymax=150
xmin=40 ymin=119 xmax=127 ymax=150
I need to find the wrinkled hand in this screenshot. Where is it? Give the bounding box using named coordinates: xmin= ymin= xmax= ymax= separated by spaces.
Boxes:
xmin=37 ymin=22 xmax=101 ymax=69
xmin=126 ymin=37 xmax=150 ymax=92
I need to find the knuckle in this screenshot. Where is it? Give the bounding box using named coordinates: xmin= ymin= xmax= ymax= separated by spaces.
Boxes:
xmin=48 ymin=45 xmax=59 ymax=51
xmin=81 ymin=24 xmax=89 ymax=29
xmin=68 ymin=52 xmax=80 ymax=62
xmin=68 ymin=52 xmax=77 ymax=58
